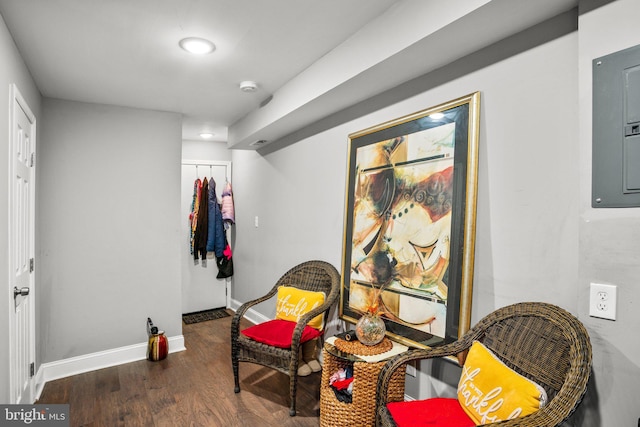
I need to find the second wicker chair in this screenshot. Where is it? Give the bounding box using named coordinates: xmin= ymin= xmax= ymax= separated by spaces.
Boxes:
xmin=376 ymin=302 xmax=593 ymax=427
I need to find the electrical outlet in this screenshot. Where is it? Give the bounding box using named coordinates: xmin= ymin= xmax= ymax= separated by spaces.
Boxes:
xmin=589 ymin=283 xmax=617 ymax=320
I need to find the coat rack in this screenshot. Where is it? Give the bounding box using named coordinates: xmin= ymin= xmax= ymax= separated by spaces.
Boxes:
xmin=182 ymin=160 xmax=231 ymax=182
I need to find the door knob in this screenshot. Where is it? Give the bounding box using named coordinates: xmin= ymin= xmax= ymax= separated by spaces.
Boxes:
xmin=13 ymin=286 xmax=29 ymax=298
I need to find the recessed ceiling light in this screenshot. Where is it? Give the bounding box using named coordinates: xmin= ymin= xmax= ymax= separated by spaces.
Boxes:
xmin=179 ymin=37 xmax=216 ymax=54
xmin=239 ymin=81 xmax=258 ymax=92
xmin=199 ymin=133 xmax=214 ymax=139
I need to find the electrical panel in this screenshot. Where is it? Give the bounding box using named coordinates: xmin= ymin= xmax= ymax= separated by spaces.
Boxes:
xmin=593 ymin=44 xmax=640 ymax=207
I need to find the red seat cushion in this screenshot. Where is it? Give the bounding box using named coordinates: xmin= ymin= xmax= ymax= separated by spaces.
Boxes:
xmin=240 ymin=319 xmax=322 ymax=348
xmin=387 ymin=398 xmax=476 ymax=427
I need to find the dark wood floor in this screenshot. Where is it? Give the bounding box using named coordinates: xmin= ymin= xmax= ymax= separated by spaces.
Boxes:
xmin=38 ymin=311 xmax=322 ymax=426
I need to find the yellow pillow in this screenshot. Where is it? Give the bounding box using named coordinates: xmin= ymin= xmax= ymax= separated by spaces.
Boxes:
xmin=457 ymin=341 xmax=548 ymax=425
xmin=275 ymin=286 xmax=326 ymax=330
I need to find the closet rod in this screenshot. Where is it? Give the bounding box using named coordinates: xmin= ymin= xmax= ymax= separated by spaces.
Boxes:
xmin=182 ymin=162 xmax=228 ymax=169
xmin=182 ymin=160 xmax=231 ymax=182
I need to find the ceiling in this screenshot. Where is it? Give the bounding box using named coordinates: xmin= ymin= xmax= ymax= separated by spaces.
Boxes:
xmin=0 ymin=0 xmax=578 ymax=150
xmin=0 ymin=0 xmax=400 ymax=142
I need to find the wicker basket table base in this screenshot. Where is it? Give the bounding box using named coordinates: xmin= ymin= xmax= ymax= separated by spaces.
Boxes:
xmin=320 ymin=340 xmax=407 ymax=427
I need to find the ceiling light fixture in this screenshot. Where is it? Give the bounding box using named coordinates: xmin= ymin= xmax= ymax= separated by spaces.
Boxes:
xmin=179 ymin=37 xmax=216 ymax=55
xmin=239 ymin=81 xmax=258 ymax=92
xmin=199 ymin=133 xmax=214 ymax=139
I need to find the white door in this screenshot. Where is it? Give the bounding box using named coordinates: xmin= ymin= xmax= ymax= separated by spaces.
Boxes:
xmin=9 ymin=85 xmax=36 ymax=404
xmin=181 ymin=160 xmax=231 ymax=314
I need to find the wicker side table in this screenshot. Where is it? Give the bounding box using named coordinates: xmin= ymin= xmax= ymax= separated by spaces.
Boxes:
xmin=319 ymin=337 xmax=407 ymax=427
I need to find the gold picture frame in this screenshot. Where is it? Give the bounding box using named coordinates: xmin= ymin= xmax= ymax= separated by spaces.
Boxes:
xmin=339 ymin=92 xmax=481 ymax=349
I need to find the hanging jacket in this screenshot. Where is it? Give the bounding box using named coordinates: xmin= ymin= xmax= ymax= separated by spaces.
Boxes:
xmin=189 ymin=178 xmax=202 ymax=255
xmin=193 ymin=177 xmax=209 ymax=261
xmin=220 ymin=181 xmax=235 ymax=225
xmin=206 ymin=178 xmax=226 ymax=257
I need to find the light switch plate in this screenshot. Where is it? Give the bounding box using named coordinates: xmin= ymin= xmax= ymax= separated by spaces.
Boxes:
xmin=589 ymin=283 xmax=617 ymax=320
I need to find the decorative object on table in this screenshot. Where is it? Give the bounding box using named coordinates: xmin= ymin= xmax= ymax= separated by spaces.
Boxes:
xmin=355 ymin=312 xmax=386 ymax=345
xmin=376 ymin=302 xmax=593 ymax=427
xmin=353 ymin=282 xmax=387 ymax=346
xmin=339 ymin=92 xmax=481 ymax=349
xmin=146 ymin=317 xmax=168 ymax=361
xmin=335 ymin=329 xmax=357 ymax=341
xmin=231 ymin=260 xmax=341 ymax=417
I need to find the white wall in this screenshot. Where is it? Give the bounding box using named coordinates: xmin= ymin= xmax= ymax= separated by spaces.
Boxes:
xmin=38 ymin=99 xmax=183 ymax=363
xmin=182 ymin=139 xmax=232 ymax=162
xmin=230 ymin=134 xmax=348 ymax=320
xmin=577 ymin=0 xmax=640 ymax=425
xmin=0 ymin=13 xmax=41 ymax=403
xmin=231 ymin=10 xmax=580 ymax=338
xmin=230 ymin=7 xmax=633 ymax=426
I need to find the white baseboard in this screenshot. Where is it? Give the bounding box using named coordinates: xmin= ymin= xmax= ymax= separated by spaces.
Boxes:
xmin=35 ymin=335 xmax=185 ymax=400
xmin=228 ymin=298 xmax=241 ymax=312
xmin=229 ymin=298 xmax=269 ymax=325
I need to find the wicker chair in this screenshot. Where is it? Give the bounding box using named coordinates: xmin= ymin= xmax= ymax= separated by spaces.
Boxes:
xmin=376 ymin=302 xmax=592 ymax=427
xmin=231 ymin=260 xmax=341 ymax=416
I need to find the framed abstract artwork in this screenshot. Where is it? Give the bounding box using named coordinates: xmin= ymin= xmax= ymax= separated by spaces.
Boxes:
xmin=339 ymin=92 xmax=481 ymax=348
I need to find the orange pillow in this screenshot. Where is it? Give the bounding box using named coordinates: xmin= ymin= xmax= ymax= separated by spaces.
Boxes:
xmin=275 ymin=286 xmax=326 ymax=330
xmin=457 ymin=341 xmax=548 ymax=424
